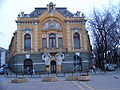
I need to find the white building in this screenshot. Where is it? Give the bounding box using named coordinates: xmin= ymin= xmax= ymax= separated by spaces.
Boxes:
xmin=0 ymin=47 xmax=6 ymax=67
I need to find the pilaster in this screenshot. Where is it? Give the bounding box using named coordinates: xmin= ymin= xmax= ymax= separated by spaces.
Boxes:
xmin=34 ymin=21 xmax=39 ymax=52
xmin=66 ymin=19 xmax=71 ymax=50
xmin=16 ymin=25 xmax=21 ymax=52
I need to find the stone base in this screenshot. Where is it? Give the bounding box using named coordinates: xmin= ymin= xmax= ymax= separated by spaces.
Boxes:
xmin=42 ymin=77 xmax=58 ymax=82
xmin=77 ymin=76 xmax=90 ymax=81
xmin=11 ymin=78 xmax=28 ymax=83
xmin=66 ymin=76 xmax=77 ymax=81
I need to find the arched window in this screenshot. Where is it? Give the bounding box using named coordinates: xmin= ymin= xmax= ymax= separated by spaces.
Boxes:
xmin=73 ymin=33 xmax=80 ymax=49
xmin=24 ymin=34 xmax=31 ymax=51
xmin=49 ymin=33 xmax=56 ymax=48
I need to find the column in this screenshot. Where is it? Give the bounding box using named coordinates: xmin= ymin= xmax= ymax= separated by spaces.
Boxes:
xmin=47 ymin=37 xmax=49 ymax=48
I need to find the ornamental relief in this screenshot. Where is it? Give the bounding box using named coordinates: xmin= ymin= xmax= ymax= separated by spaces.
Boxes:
xmin=42 ymin=20 xmax=62 ymax=30
xmin=72 ymin=27 xmax=80 ymax=32
xmin=23 ymin=27 xmax=32 ymax=33
xmin=42 ymin=34 xmax=48 ymax=38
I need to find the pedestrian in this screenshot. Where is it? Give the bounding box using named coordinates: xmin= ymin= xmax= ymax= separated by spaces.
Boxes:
xmin=27 ymin=67 xmax=30 ymax=75
xmin=93 ymin=65 xmax=96 ymax=73
xmin=90 ymin=66 xmax=93 ymax=72
xmin=6 ymin=70 xmax=9 ymax=76
xmin=33 ymin=68 xmax=35 ymax=74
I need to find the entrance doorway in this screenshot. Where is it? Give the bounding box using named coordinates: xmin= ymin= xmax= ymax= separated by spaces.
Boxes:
xmin=51 ymin=61 xmax=56 ymax=73
xmin=24 ymin=59 xmax=33 ymax=73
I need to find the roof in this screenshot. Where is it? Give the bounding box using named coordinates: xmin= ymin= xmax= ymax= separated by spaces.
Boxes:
xmin=25 ymin=7 xmax=74 ymax=18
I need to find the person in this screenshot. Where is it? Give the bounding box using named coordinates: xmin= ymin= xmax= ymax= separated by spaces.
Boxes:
xmin=33 ymin=68 xmax=35 ymax=74
xmin=90 ymin=66 xmax=93 ymax=72
xmin=27 ymin=67 xmax=30 ymax=75
xmin=6 ymin=70 xmax=9 ymax=76
xmin=93 ymin=65 xmax=96 ymax=73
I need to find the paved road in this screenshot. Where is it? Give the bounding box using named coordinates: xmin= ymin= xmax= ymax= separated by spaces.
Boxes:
xmin=0 ymin=70 xmax=120 ymax=90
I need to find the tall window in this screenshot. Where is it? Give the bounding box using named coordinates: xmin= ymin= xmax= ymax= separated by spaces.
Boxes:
xmin=73 ymin=33 xmax=80 ymax=49
xmin=42 ymin=38 xmax=47 ymax=48
xmin=24 ymin=34 xmax=31 ymax=51
xmin=58 ymin=38 xmax=63 ymax=48
xmin=49 ymin=33 xmax=56 ymax=48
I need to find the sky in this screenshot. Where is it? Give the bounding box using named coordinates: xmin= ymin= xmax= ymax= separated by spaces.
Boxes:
xmin=0 ymin=0 xmax=119 ymax=49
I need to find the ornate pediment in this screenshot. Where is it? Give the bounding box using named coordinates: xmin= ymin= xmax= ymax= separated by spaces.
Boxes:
xmin=42 ymin=20 xmax=62 ymax=30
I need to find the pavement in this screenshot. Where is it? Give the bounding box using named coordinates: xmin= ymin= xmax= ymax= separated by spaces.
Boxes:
xmin=0 ymin=69 xmax=120 ymax=90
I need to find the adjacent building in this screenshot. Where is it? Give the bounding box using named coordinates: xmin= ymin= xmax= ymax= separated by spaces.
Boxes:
xmin=9 ymin=2 xmax=91 ymax=73
xmin=0 ymin=47 xmax=6 ymax=67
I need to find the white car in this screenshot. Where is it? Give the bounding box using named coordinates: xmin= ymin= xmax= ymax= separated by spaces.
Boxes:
xmin=105 ymin=64 xmax=115 ymax=71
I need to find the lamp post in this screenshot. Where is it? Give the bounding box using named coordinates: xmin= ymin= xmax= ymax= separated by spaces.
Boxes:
xmin=75 ymin=54 xmax=77 ymax=73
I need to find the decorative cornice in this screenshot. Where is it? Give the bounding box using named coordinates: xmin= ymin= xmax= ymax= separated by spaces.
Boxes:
xmin=64 ymin=19 xmax=86 ymax=24
xmin=15 ymin=20 xmax=39 ymax=25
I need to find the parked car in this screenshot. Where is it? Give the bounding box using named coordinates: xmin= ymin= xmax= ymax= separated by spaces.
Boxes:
xmin=0 ymin=67 xmax=4 ymax=74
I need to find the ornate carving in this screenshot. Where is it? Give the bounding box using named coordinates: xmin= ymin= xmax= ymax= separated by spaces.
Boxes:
xmin=42 ymin=34 xmax=48 ymax=38
xmin=73 ymin=27 xmax=80 ymax=32
xmin=55 ymin=52 xmax=65 ymax=65
xmin=23 ymin=27 xmax=32 ymax=33
xmin=42 ymin=20 xmax=61 ymax=30
xmin=74 ymin=11 xmax=81 ymax=17
xmin=42 ymin=52 xmax=51 ymax=66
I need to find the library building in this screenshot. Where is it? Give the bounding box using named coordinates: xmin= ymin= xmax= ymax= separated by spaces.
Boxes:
xmin=9 ymin=2 xmax=91 ymax=73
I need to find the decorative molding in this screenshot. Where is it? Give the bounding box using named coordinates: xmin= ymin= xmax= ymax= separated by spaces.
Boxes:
xmin=56 ymin=33 xmax=62 ymax=37
xmin=73 ymin=27 xmax=80 ymax=32
xmin=23 ymin=27 xmax=32 ymax=33
xmin=42 ymin=34 xmax=48 ymax=38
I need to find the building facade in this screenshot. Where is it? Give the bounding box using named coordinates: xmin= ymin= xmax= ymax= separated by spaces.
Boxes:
xmin=9 ymin=2 xmax=91 ymax=73
xmin=0 ymin=47 xmax=6 ymax=67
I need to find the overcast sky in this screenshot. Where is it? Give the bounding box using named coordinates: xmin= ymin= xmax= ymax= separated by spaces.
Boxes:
xmin=0 ymin=0 xmax=119 ymax=49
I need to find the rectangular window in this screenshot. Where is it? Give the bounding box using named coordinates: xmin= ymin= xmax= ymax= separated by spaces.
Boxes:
xmin=42 ymin=38 xmax=47 ymax=48
xmin=58 ymin=38 xmax=63 ymax=48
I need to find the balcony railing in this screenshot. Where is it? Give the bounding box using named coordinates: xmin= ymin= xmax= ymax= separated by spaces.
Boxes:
xmin=38 ymin=48 xmax=67 ymax=53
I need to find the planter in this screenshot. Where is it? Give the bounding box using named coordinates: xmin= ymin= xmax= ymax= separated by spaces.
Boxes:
xmin=66 ymin=76 xmax=77 ymax=81
xmin=77 ymin=75 xmax=90 ymax=81
xmin=11 ymin=78 xmax=28 ymax=83
xmin=42 ymin=77 xmax=58 ymax=82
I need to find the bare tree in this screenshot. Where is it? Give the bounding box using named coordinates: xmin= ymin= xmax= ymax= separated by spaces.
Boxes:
xmin=88 ymin=7 xmax=120 ymax=68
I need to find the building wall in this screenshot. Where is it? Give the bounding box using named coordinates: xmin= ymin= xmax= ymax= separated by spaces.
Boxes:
xmin=0 ymin=48 xmax=6 ymax=67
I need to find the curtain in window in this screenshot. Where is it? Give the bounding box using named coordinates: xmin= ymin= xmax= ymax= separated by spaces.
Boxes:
xmin=24 ymin=34 xmax=31 ymax=51
xmin=73 ymin=33 xmax=80 ymax=49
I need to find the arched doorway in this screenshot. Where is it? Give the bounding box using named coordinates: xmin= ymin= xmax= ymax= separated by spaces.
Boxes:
xmin=24 ymin=59 xmax=33 ymax=73
xmin=51 ymin=61 xmax=56 ymax=73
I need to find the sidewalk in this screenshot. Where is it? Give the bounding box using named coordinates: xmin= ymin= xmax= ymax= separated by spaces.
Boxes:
xmin=0 ymin=69 xmax=120 ymax=90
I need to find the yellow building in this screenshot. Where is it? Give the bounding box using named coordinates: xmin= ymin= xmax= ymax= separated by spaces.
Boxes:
xmin=9 ymin=2 xmax=91 ymax=73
